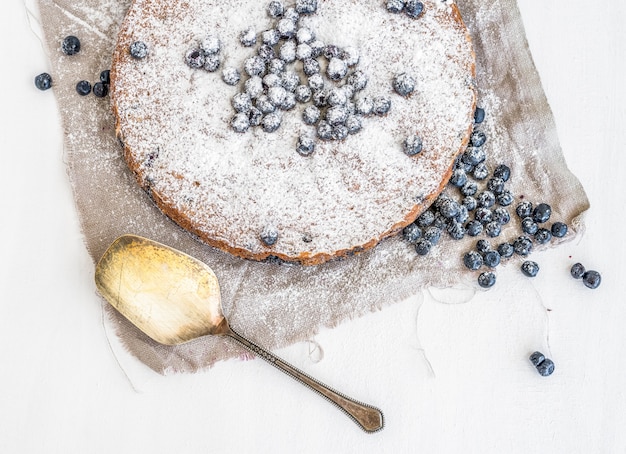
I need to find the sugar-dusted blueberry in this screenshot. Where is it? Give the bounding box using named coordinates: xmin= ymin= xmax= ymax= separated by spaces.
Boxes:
xmin=393 ymin=72 xmax=416 ymax=97
xmin=534 ymin=228 xmax=552 ymax=244
xmin=536 ymin=358 xmax=555 ymax=377
xmin=386 ymin=0 xmax=405 ymax=13
xmin=470 ymin=130 xmax=487 ymax=147
xmin=92 ymin=82 xmax=108 ymax=98
xmin=433 ymin=213 xmax=448 ymax=230
xmin=476 ymin=239 xmax=491 ymax=254
xmin=485 ymin=221 xmax=502 ymax=238
xmin=282 ymin=92 xmax=297 ymax=110
xmin=474 ymin=106 xmax=485 ymax=124
xmin=248 ymin=107 xmax=263 ymax=127
xmin=487 ymin=177 xmax=505 ymax=194
xmin=240 ymin=27 xmax=257 ymax=47
xmin=447 ymin=221 xmax=465 ymax=240
xmin=403 ymin=223 xmax=422 ymax=243
xmin=416 ymin=210 xmax=435 ymax=227
xmin=281 ymin=71 xmax=300 ymax=92
xmin=317 ymin=120 xmax=333 ymax=141
xmin=326 ymin=106 xmax=349 ymax=126
xmin=279 ymin=40 xmax=297 ymax=63
xmin=100 ymin=70 xmax=111 ymax=85
xmin=570 ymin=262 xmax=585 ymax=279
xmin=403 ymin=135 xmax=423 ymax=156
xmin=308 ymin=73 xmax=324 ymax=91
xmin=415 ymin=239 xmax=431 ymax=256
xmin=221 ymin=67 xmax=241 ymax=86
xmin=244 ymin=56 xmax=266 ymax=77
xmin=492 ymin=207 xmax=511 ymax=225
xmin=439 ymin=198 xmax=461 ymax=219
xmin=513 ymin=236 xmax=533 ymax=256
xmin=262 ymin=112 xmax=282 ymax=133
xmin=296 ymin=0 xmax=318 ymax=14
xmin=342 ymin=47 xmax=360 ymax=67
xmin=204 ymin=53 xmax=221 ymax=72
xmin=303 ymin=105 xmax=321 ymax=125
xmin=462 ymin=146 xmax=486 ymax=166
xmin=424 ymin=226 xmax=442 ymax=245
xmin=497 ymin=190 xmax=514 ymax=207
xmin=310 ymin=40 xmax=325 ymax=58
xmin=62 ymin=35 xmax=81 ymax=55
xmin=302 ymin=58 xmax=321 ymax=77
xmin=483 ymin=250 xmax=501 ymax=268
xmin=231 ymin=113 xmax=250 ymax=133
xmin=296 ymin=135 xmax=316 ymax=156
xmin=201 ymin=34 xmax=221 ymax=55
xmin=456 ymin=158 xmax=473 ymax=173
xmin=449 ymin=169 xmax=467 ymax=188
xmin=551 ymin=221 xmax=568 ymax=238
xmin=312 ymin=90 xmax=328 ymax=108
xmin=296 ymin=43 xmax=313 ymax=61
xmin=460 ymin=181 xmax=478 ymax=197
xmin=521 ymin=260 xmax=539 ymax=277
xmin=258 ymin=44 xmax=277 ymax=62
xmin=323 ymin=44 xmax=342 ymax=60
xmin=529 ymin=351 xmax=545 ymax=367
xmin=232 ymin=92 xmax=252 ymax=113
xmin=245 ymin=76 xmax=264 ymax=99
xmin=267 ymin=0 xmax=284 ymax=17
xmin=331 ymin=124 xmax=349 ymax=141
xmin=260 ymin=227 xmax=279 ymax=246
xmin=327 ymin=57 xmax=349 ymax=81
xmin=474 ymin=207 xmax=492 ymax=224
xmin=497 ymin=242 xmax=514 ymax=259
xmin=477 ymin=190 xmax=496 ymax=208
xmin=533 ymin=203 xmax=552 ymax=224
xmin=294 ymin=84 xmax=312 ymax=103
xmin=327 ymin=88 xmax=348 ymax=107
xmin=493 ymin=164 xmax=511 ymax=182
xmin=262 ymin=29 xmax=281 ymax=47
xmin=277 ymin=18 xmax=297 ymax=39
xmin=348 ymin=70 xmax=368 ymax=92
xmin=355 ymin=97 xmax=374 ymax=116
xmin=465 ymin=220 xmax=483 ymax=237
xmin=516 ymin=201 xmax=533 ymax=219
xmin=75 ymin=80 xmax=91 ymax=96
xmin=346 ymin=116 xmax=363 ymax=135
xmin=130 ymin=41 xmax=148 ymax=59
xmin=404 ymin=0 xmax=424 ymax=18
xmin=462 ymin=196 xmax=478 ymax=212
xmin=463 ymin=250 xmax=483 ymax=271
xmin=256 ymin=95 xmax=276 ymax=114
xmin=296 ymin=27 xmax=315 ymax=44
xmin=478 ymin=271 xmax=496 ymax=288
xmin=372 ymin=97 xmax=392 ymax=116
xmin=185 ymin=48 xmax=205 ymax=69
xmin=472 ymin=162 xmax=489 ymax=180
xmin=283 ymin=6 xmax=300 ymax=22
xmin=582 ymin=270 xmax=601 ymax=289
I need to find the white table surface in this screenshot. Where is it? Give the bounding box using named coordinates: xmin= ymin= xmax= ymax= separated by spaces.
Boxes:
xmin=1 ymin=1 xmax=625 ymax=452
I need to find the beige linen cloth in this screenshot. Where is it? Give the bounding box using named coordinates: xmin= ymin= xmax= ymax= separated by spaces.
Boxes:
xmin=36 ymin=0 xmax=588 ymax=374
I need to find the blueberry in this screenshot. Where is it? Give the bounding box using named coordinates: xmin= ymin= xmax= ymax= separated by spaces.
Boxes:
xmin=327 ymin=57 xmax=348 ymax=81
xmin=404 ymin=135 xmax=423 ymax=156
xmin=497 ymin=190 xmax=514 ymax=207
xmin=529 ymin=351 xmax=545 ymax=367
xmin=129 ymin=41 xmax=148 ymax=59
xmin=474 ymin=207 xmax=492 ymax=224
xmin=386 ymin=0 xmax=405 ymax=13
xmin=262 ymin=112 xmax=282 ymax=133
xmin=295 ymin=85 xmax=312 ymax=103
xmin=487 ymin=177 xmax=505 ymax=195
xmin=393 ymin=73 xmax=416 ymax=97
xmin=456 ymin=158 xmax=473 ymax=173
xmin=317 ymin=120 xmax=333 ymax=141
xmin=521 ymin=217 xmax=538 ymax=235
xmin=497 ymin=242 xmax=514 ymax=259
xmin=326 ymin=106 xmax=349 ymax=126
xmin=279 ymin=40 xmax=297 ymax=63
xmin=474 ymin=107 xmax=485 ymax=124
xmin=296 ymin=135 xmax=316 ymax=156
xmin=92 ymin=81 xmax=108 ymax=98
xmin=327 ymin=88 xmax=347 ymax=107
xmin=423 ymin=226 xmax=442 ymax=245
xmin=355 ymin=97 xmax=374 ymax=116
xmin=570 ymin=262 xmax=585 ymax=279
xmin=447 ymin=221 xmax=465 ymax=240
xmin=261 ymin=227 xmax=279 ymax=246
xmin=348 ymin=70 xmax=368 ymax=91
xmin=310 ymin=40 xmax=326 ymax=58
xmin=312 ymin=90 xmax=328 ymax=108
xmin=301 ymin=59 xmax=321 ymax=78
xmin=262 ymin=30 xmax=281 ymax=47
xmin=449 ymin=169 xmax=467 ymax=188
xmin=204 ymin=53 xmax=221 ymax=72
xmin=492 ymin=207 xmax=511 ymax=225
xmin=281 ymin=92 xmax=297 ymax=110
xmin=346 ymin=116 xmax=363 ymax=135
xmin=433 ymin=213 xmax=448 ymax=230
xmin=267 ymin=86 xmax=287 ymax=108
xmin=303 ymin=105 xmax=321 ymax=125
xmin=533 ymin=203 xmax=552 ymax=223
xmin=415 ymin=239 xmax=431 ymax=256
xmin=478 ymin=271 xmax=496 ymax=288
xmin=516 ymin=201 xmax=533 ymax=219
xmin=461 ymin=181 xmax=478 ymax=197
xmin=75 ymin=80 xmax=92 ymax=96
xmin=465 ymin=220 xmax=483 ymax=237
xmin=582 ymin=270 xmax=601 ymax=289
xmin=455 ymin=205 xmax=469 ymax=224
xmin=232 ymin=92 xmax=252 ymax=113
xmin=296 ymin=43 xmax=313 ymax=61
xmin=462 ymin=147 xmax=486 ymax=166
xmin=493 ymin=164 xmax=511 ymax=182
xmin=342 ymin=47 xmax=360 ymax=66
xmin=231 ymin=113 xmax=250 ymax=133
xmin=331 ymin=124 xmax=349 ymax=141
xmin=258 ymin=44 xmax=277 ymax=62
xmin=268 ymin=59 xmax=285 ymax=76
xmin=283 ymin=7 xmax=300 ymax=22
xmin=295 ymin=0 xmax=318 ymax=14
xmin=536 ymin=358 xmax=555 ymax=377
xmin=472 ymin=162 xmax=489 ymax=180
xmin=484 ymin=250 xmax=501 ymax=268
xmin=244 ymin=56 xmax=266 ymax=77
xmin=201 ymin=35 xmax=221 ymax=55
xmin=485 ymin=221 xmax=502 ymax=238
xmin=470 ymin=130 xmax=487 ymax=147
xmin=417 ymin=210 xmax=435 ymax=227
xmin=62 ymin=35 xmax=81 ymax=55
xmin=240 ymin=27 xmax=257 ymax=47
xmin=308 ymin=73 xmax=325 ymax=91
xmin=296 ymin=27 xmax=315 ymax=44
xmin=403 ymin=223 xmax=422 ymax=243
xmin=463 ymin=251 xmax=483 ymax=270
xmin=462 ymin=196 xmax=478 ymax=212
xmin=222 ymin=67 xmax=241 ymax=86
xmin=372 ymin=97 xmax=392 ymax=116
xmin=404 ymin=0 xmax=425 ymax=18
xmin=439 ymin=198 xmax=460 ymax=219
xmin=534 ymin=228 xmax=552 ymax=244
xmin=521 ymin=260 xmax=539 ymax=277
xmin=477 ymin=191 xmax=496 ymax=208
xmin=277 ymin=18 xmax=297 ymax=39
xmin=513 ymin=236 xmax=533 ymax=256
xmin=267 ymin=1 xmax=284 ymax=17
xmin=551 ymin=222 xmax=568 ymax=238
xmin=100 ymin=70 xmax=111 ymax=85
xmin=248 ymin=107 xmax=263 ymax=127
xmin=476 ymin=239 xmax=491 ymax=254
xmin=323 ymin=44 xmax=342 ymax=60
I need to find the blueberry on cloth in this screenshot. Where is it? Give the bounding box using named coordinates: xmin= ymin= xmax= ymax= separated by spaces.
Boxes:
xmin=404 ymin=0 xmax=424 ymax=18
xmin=372 ymin=97 xmax=392 ymax=116
xmin=423 ymin=226 xmax=442 ymax=245
xmin=312 ymin=90 xmax=328 ymax=108
xmin=296 ymin=27 xmax=315 ymax=44
xmin=476 ymin=239 xmax=491 ymax=254
xmin=268 ymin=86 xmax=288 ymax=108
xmin=240 ymin=27 xmax=257 ymax=47
xmin=439 ymin=198 xmax=461 ymax=219
xmin=267 ymin=1 xmax=284 ymax=18
xmin=492 ymin=207 xmax=511 ymax=225
xmin=303 ymin=105 xmax=321 ymax=125
xmin=263 ymin=73 xmax=281 ymax=89
xmin=582 ymin=270 xmax=602 ymax=289
xmin=268 ymin=58 xmax=285 ymax=75
xmin=551 ymin=222 xmax=568 ymax=238
xmin=258 ymin=44 xmax=277 ymax=62
xmin=260 ymin=227 xmax=279 ymax=246
xmin=417 ymin=210 xmax=435 ymax=227
xmin=100 ymin=70 xmax=111 ymax=85
xmin=497 ymin=242 xmax=514 ymax=259
xmin=513 ymin=236 xmax=533 ymax=256
xmin=296 ymin=43 xmax=313 ymax=61
xmin=536 ymin=358 xmax=555 ymax=377
xmin=303 ymin=58 xmax=321 ymax=76
xmin=342 ymin=47 xmax=360 ymax=67
xmin=403 ymin=223 xmax=422 ymax=243
xmin=34 ymin=73 xmax=52 ymax=90
xmin=472 ymin=162 xmax=489 ymax=180
xmin=327 ymin=88 xmax=348 ymax=106
xmin=92 ymin=82 xmax=108 ymax=98
xmin=279 ymin=40 xmax=297 ymax=63
xmin=331 ymin=124 xmax=349 ymax=141
xmin=281 ymin=71 xmax=300 ymax=92
xmin=355 ymin=97 xmax=374 ymax=116
xmin=346 ymin=116 xmax=362 ymax=135
xmin=474 ymin=207 xmax=492 ymax=224
xmin=521 ymin=217 xmax=539 ymax=235
xmin=449 ymin=169 xmax=467 ymax=188
xmin=483 ymin=250 xmax=501 ymax=268
xmin=534 ymin=228 xmax=552 ymax=244
xmin=393 ymin=73 xmax=416 ymax=97
xmin=529 ymin=351 xmax=545 ymax=367
xmin=296 ymin=135 xmax=316 ymax=156
xmin=245 ymin=56 xmax=266 ymax=77
xmin=386 ymin=0 xmax=405 ymax=13
xmin=326 ymin=57 xmax=349 ymax=81
xmin=446 ymin=221 xmax=465 ymax=240
xmin=478 ymin=271 xmax=496 ymax=289
xmin=487 ymin=177 xmax=505 ymax=194
xmin=516 ymin=201 xmax=533 ymax=219
xmin=493 ymin=163 xmax=511 ymax=182
xmin=75 ymin=80 xmax=92 ymax=96
xmin=463 ymin=251 xmax=483 ymax=271
xmin=474 ymin=107 xmax=485 ymax=124
xmin=462 ymin=146 xmax=486 ymax=166
xmin=283 ymin=7 xmax=300 ymax=22
xmin=248 ymin=107 xmax=263 ymax=127
xmin=533 ymin=203 xmax=552 ymax=224
xmin=129 ymin=41 xmax=148 ymax=59
xmin=570 ymin=262 xmax=585 ymax=279
xmin=245 ymin=76 xmax=264 ymax=99
xmin=204 ymin=53 xmax=221 ymax=72
xmin=404 ymin=135 xmax=423 ymax=156
xmin=310 ymin=40 xmax=326 ymax=58
xmin=497 ymin=190 xmax=514 ymax=207
xmin=521 ymin=260 xmax=539 ymax=277
xmin=231 ymin=113 xmax=250 ymax=133
xmin=185 ymin=48 xmax=206 ymax=69
xmin=465 ymin=220 xmax=483 ymax=237
xmin=470 ymin=130 xmax=487 ymax=147
xmin=262 ymin=112 xmax=282 ymax=133
xmin=263 ymin=30 xmax=281 ymax=47
xmin=296 ymin=0 xmax=318 ymax=14
xmin=62 ymin=35 xmax=81 ymax=55
xmin=415 ymin=239 xmax=431 ymax=256
xmin=277 ymin=18 xmax=297 ymax=39
xmin=462 ymin=196 xmax=478 ymax=212
xmin=461 ymin=181 xmax=478 ymax=197
xmin=477 ymin=190 xmax=496 ymax=208
xmin=317 ymin=120 xmax=333 ymax=141
xmin=484 ymin=221 xmax=502 ymax=238
xmin=222 ymin=67 xmax=241 ymax=86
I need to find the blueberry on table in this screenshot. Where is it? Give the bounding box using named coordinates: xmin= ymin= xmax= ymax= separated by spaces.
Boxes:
xmin=461 ymin=181 xmax=478 ymax=197
xmin=534 ymin=228 xmax=552 ymax=244
xmin=75 ymin=80 xmax=92 ymax=96
xmin=231 ymin=113 xmax=250 ymax=133
xmin=295 ymin=0 xmax=318 ymax=14
xmin=348 ymin=70 xmax=368 ymax=91
xmin=267 ymin=1 xmax=284 ymax=18
xmin=62 ymin=35 xmax=81 ymax=55
xmin=423 ymin=226 xmax=442 ymax=245
xmin=326 ymin=57 xmax=349 ymax=82
xmin=493 ymin=163 xmax=511 ymax=182
xmin=485 ymin=221 xmax=502 ymax=238
xmin=472 ymin=162 xmax=489 ymax=180
xmin=303 ymin=105 xmax=321 ymax=125
xmin=551 ymin=222 xmax=568 ymax=238
xmin=476 ymin=239 xmax=491 ymax=254
xmin=497 ymin=242 xmax=514 ymax=259
xmin=582 ymin=270 xmax=601 ymax=289
xmin=372 ymin=97 xmax=391 ymax=116
xmin=536 ymin=358 xmax=555 ymax=377
xmin=261 ymin=112 xmax=282 ymax=133
xmin=470 ymin=130 xmax=487 ymax=147
xmin=474 ymin=106 xmax=485 ymax=124
xmin=346 ymin=116 xmax=362 ymax=135
xmin=532 ymin=203 xmax=552 ymax=223
xmin=222 ymin=67 xmax=241 ymax=86
xmin=478 ymin=271 xmax=496 ymax=288
xmin=404 ymin=135 xmax=423 ymax=156
xmin=449 ymin=169 xmax=467 ymax=188
xmin=483 ymin=250 xmax=500 ymax=268
xmin=261 ymin=227 xmax=279 ymax=246
xmin=92 ymin=82 xmax=108 ymax=98
xmin=513 ymin=236 xmax=533 ymax=256
xmin=463 ymin=250 xmax=483 ymax=271
xmin=414 ymin=239 xmax=431 ymax=256
xmin=497 ymin=190 xmax=514 ymax=207
xmin=296 ymin=135 xmax=316 ymax=156
xmin=487 ymin=177 xmax=505 ymax=194
xmin=34 ymin=72 xmax=52 ymax=90
xmin=492 ymin=207 xmax=510 ymax=225
xmin=185 ymin=48 xmax=206 ymax=69
xmin=393 ymin=73 xmax=416 ymax=97
xmin=240 ymin=27 xmax=257 ymax=47
xmin=129 ymin=41 xmax=148 ymax=59
xmin=516 ymin=201 xmax=533 ymax=219
xmin=99 ymin=70 xmax=110 ymax=85
xmin=529 ymin=351 xmax=545 ymax=367
xmin=570 ymin=262 xmax=585 ymax=279
xmin=465 ymin=220 xmax=483 ymax=237
xmin=521 ymin=217 xmax=538 ymax=235
xmin=521 ymin=260 xmax=539 ymax=277
xmin=402 ymin=223 xmax=422 ymax=243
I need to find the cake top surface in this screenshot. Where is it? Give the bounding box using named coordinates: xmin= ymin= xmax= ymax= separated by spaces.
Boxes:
xmin=111 ymin=0 xmax=476 ymax=264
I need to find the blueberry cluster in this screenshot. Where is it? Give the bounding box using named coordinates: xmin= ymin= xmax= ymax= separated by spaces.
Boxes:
xmin=75 ymin=70 xmax=111 ymax=98
xmin=529 ymin=351 xmax=555 ymax=377
xmin=184 ymin=35 xmax=222 ymax=71
xmin=386 ymin=0 xmax=425 ymax=19
xmin=570 ymin=262 xmax=601 ymax=289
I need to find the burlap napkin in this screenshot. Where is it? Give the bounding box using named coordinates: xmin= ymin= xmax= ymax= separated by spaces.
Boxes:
xmin=36 ymin=0 xmax=588 ymax=374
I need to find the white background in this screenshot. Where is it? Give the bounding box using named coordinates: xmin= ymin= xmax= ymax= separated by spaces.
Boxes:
xmin=1 ymin=1 xmax=625 ymax=452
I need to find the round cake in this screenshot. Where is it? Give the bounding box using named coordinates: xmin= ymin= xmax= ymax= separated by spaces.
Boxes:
xmin=111 ymin=0 xmax=476 ymax=265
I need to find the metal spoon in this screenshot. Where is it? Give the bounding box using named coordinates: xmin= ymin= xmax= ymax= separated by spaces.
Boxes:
xmin=94 ymin=234 xmax=384 ymax=433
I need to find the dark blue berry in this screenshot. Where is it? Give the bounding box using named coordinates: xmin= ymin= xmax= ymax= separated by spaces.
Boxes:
xmin=231 ymin=113 xmax=250 ymax=133
xmin=283 ymin=7 xmax=300 ymax=22
xmin=261 ymin=227 xmax=279 ymax=246
xmin=478 ymin=271 xmax=496 ymax=288
xmin=372 ymin=97 xmax=391 ymax=116
xmin=404 ymin=0 xmax=424 ymax=18
xmin=551 ymin=222 xmax=568 ymax=238
xmin=258 ymin=44 xmax=277 ymax=62
xmin=62 ymin=35 xmax=81 ymax=55
xmin=497 ymin=190 xmax=514 ymax=207
xmin=483 ymin=250 xmax=500 ymax=268
xmin=521 ymin=217 xmax=538 ymax=235
xmin=312 ymin=90 xmax=328 ymax=108
xmin=470 ymin=130 xmax=487 ymax=147
xmin=331 ymin=124 xmax=349 ymax=141
xmin=303 ymin=105 xmax=321 ymax=125
xmin=534 ymin=228 xmax=552 ymax=244
xmin=92 ymin=81 xmax=108 ymax=98
xmin=295 ymin=0 xmax=318 ymax=14
xmin=472 ymin=162 xmax=489 ymax=180
xmin=464 ymin=251 xmax=483 ymax=271
xmin=295 ymin=85 xmax=312 ymax=103
xmin=222 ymin=67 xmax=241 ymax=86
xmin=521 ymin=260 xmax=539 ymax=277
xmin=346 ymin=116 xmax=362 ymax=135
xmin=232 ymin=92 xmax=252 ymax=113
xmin=474 ymin=207 xmax=493 ymax=224
xmin=185 ymin=48 xmax=205 ymax=69
xmin=386 ymin=0 xmax=405 ymax=13
xmin=354 ymin=97 xmax=374 ymax=116
xmin=449 ymin=169 xmax=468 ymax=188
xmin=100 ymin=70 xmax=111 ymax=85
xmin=326 ymin=106 xmax=349 ymax=126
xmin=461 ymin=181 xmax=478 ymax=197
xmin=532 ymin=203 xmax=552 ymax=223
xmin=317 ymin=120 xmax=333 ymax=141
xmin=281 ymin=71 xmax=300 ymax=92
xmin=439 ymin=198 xmax=461 ymax=219
xmin=303 ymin=58 xmax=321 ymax=77
xmin=327 ymin=88 xmax=347 ymax=106
xmin=256 ymin=95 xmax=276 ymax=114
xmin=516 ymin=201 xmax=533 ymax=218
xmin=484 ymin=221 xmax=502 ymax=238
xmin=536 ymin=358 xmax=555 ymax=377
xmin=493 ymin=164 xmax=511 ymax=182
xmin=267 ymin=0 xmax=284 ymax=17
xmin=403 ymin=223 xmax=422 ymax=243
xmin=263 ymin=30 xmax=281 ymax=47
xmin=476 ymin=239 xmax=491 ymax=254
xmin=417 ymin=210 xmax=435 ymax=227
xmin=497 ymin=242 xmax=514 ymax=259
xmin=474 ymin=107 xmax=485 ymax=124
xmin=240 ymin=27 xmax=257 ymax=47
xmin=202 ymin=35 xmax=221 ymax=55
xmin=447 ymin=222 xmax=466 ymax=240
xmin=130 ymin=41 xmax=148 ymax=59
xmin=462 ymin=147 xmax=486 ymax=166
xmin=404 ymin=135 xmax=423 ymax=156
xmin=492 ymin=207 xmax=510 ymax=225
xmin=35 ymin=73 xmax=52 ymax=90
xmin=487 ymin=177 xmax=505 ymax=194
xmin=296 ymin=135 xmax=316 ymax=156
xmin=296 ymin=27 xmax=315 ymax=45
xmin=465 ymin=220 xmax=483 ymax=237
xmin=477 ymin=191 xmax=496 ymax=208
xmin=462 ymin=196 xmax=478 ymax=212
xmin=415 ymin=239 xmax=431 ymax=256
xmin=423 ymin=226 xmax=442 ymax=245
xmin=582 ymin=270 xmax=601 ymax=289
xmin=513 ymin=236 xmax=533 ymax=256
xmin=204 ymin=54 xmax=221 ymax=72
xmin=248 ymin=107 xmax=262 ymax=127
xmin=245 ymin=76 xmax=264 ymax=99
xmin=455 ymin=205 xmax=469 ymax=224
xmin=393 ymin=73 xmax=416 ymax=97
xmin=277 ymin=18 xmax=297 ymax=39
xmin=570 ymin=262 xmax=585 ymax=279
xmin=326 ymin=57 xmax=348 ymax=81
xmin=245 ymin=56 xmax=266 ymax=77
xmin=75 ymin=80 xmax=92 ymax=96
xmin=262 ymin=112 xmax=282 ymax=133
xmin=529 ymin=351 xmax=545 ymax=367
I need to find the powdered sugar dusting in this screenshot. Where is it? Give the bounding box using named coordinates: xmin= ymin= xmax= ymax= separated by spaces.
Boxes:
xmin=111 ymin=0 xmax=476 ymax=264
